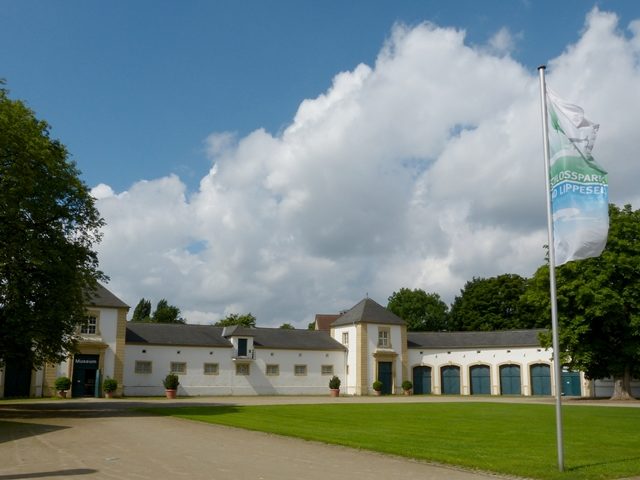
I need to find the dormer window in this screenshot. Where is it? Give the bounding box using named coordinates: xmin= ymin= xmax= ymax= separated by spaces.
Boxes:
xmin=81 ymin=315 xmax=98 ymax=335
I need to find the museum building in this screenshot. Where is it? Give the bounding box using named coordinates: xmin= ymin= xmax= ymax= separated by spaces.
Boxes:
xmin=2 ymin=284 xmax=635 ymax=398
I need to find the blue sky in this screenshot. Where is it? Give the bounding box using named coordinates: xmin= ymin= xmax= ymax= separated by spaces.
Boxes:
xmin=3 ymin=1 xmax=636 ymax=192
xmin=2 ymin=2 xmax=640 ymax=325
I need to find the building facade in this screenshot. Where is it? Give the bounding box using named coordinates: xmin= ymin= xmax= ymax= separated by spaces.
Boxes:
xmin=3 ymin=286 xmax=637 ymax=398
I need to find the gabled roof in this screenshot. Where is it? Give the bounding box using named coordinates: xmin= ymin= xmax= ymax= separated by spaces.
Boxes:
xmin=331 ymin=298 xmax=405 ymax=327
xmin=125 ymin=323 xmax=346 ymax=351
xmin=314 ymin=314 xmax=340 ymax=331
xmin=87 ymin=283 xmax=129 ymax=309
xmin=407 ymin=329 xmax=545 ymax=349
xmin=126 ymin=323 xmax=231 ymax=347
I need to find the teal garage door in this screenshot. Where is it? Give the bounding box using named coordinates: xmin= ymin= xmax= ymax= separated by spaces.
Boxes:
xmin=561 ymin=370 xmax=581 ymax=396
xmin=470 ymin=365 xmax=491 ymax=395
xmin=530 ymin=364 xmax=551 ymax=396
xmin=412 ymin=366 xmax=432 ymax=394
xmin=500 ymin=364 xmax=521 ymax=395
xmin=441 ymin=366 xmax=460 ymax=395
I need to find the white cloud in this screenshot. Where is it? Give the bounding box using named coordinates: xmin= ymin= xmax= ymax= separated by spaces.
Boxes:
xmin=96 ymin=10 xmax=640 ymax=326
xmin=486 ymin=27 xmax=521 ymax=56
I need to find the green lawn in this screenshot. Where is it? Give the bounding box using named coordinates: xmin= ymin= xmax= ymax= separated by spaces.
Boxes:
xmin=145 ymin=402 xmax=640 ymax=480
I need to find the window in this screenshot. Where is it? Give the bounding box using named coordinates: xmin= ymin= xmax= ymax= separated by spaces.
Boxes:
xmin=203 ymin=363 xmax=219 ymax=375
xmin=236 ymin=363 xmax=250 ymax=376
xmin=321 ymin=365 xmax=333 ymax=376
xmin=81 ymin=315 xmax=98 ymax=335
xmin=266 ymin=364 xmax=279 ymax=376
xmin=342 ymin=332 xmax=349 ymax=345
xmin=135 ymin=361 xmax=152 ymax=374
xmin=378 ymin=328 xmax=391 ymax=348
xmin=170 ymin=362 xmax=187 ymax=374
xmin=294 ymin=365 xmax=307 ymax=376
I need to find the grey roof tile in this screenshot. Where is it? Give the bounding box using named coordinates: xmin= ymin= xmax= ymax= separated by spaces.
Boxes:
xmin=331 ymin=298 xmax=405 ymax=327
xmin=87 ymin=283 xmax=129 ymax=309
xmin=126 ymin=323 xmax=231 ymax=347
xmin=126 ymin=323 xmax=346 ymax=351
xmin=407 ymin=329 xmax=545 ymax=349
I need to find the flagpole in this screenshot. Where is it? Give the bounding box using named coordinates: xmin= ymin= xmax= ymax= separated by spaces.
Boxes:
xmin=538 ymin=64 xmax=565 ymax=472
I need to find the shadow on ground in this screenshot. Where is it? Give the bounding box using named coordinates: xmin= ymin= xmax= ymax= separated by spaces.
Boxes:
xmin=0 ymin=399 xmax=239 ymax=420
xmin=0 ymin=420 xmax=69 ymax=444
xmin=0 ymin=468 xmax=97 ymax=479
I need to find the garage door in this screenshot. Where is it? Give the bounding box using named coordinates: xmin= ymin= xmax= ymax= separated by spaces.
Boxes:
xmin=530 ymin=363 xmax=551 ymax=396
xmin=441 ymin=366 xmax=460 ymax=395
xmin=470 ymin=365 xmax=491 ymax=395
xmin=412 ymin=366 xmax=432 ymax=394
xmin=561 ymin=370 xmax=581 ymax=396
xmin=500 ymin=364 xmax=521 ymax=395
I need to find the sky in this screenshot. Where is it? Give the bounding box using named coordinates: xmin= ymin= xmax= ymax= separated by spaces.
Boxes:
xmin=2 ymin=1 xmax=640 ymax=327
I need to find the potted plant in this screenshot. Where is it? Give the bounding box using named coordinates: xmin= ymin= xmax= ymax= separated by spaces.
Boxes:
xmin=54 ymin=376 xmax=71 ymax=398
xmin=163 ymin=373 xmax=180 ymax=399
xmin=402 ymin=380 xmax=413 ymax=395
xmin=372 ymin=380 xmax=383 ymax=396
xmin=103 ymin=377 xmax=118 ymax=398
xmin=328 ymin=375 xmax=341 ymax=397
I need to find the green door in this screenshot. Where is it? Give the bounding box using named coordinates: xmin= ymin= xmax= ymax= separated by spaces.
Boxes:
xmin=72 ymin=354 xmax=99 ymax=397
xmin=500 ymin=364 xmax=521 ymax=395
xmin=412 ymin=366 xmax=432 ymax=394
xmin=441 ymin=366 xmax=460 ymax=394
xmin=470 ymin=365 xmax=491 ymax=395
xmin=530 ymin=364 xmax=551 ymax=396
xmin=561 ymin=370 xmax=581 ymax=396
xmin=237 ymin=338 xmax=248 ymax=357
xmin=378 ymin=362 xmax=393 ymax=394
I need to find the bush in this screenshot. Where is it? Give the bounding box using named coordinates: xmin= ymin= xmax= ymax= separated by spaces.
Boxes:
xmin=329 ymin=375 xmax=341 ymax=389
xmin=402 ymin=380 xmax=413 ymax=391
xmin=54 ymin=376 xmax=71 ymax=391
xmin=372 ymin=380 xmax=383 ymax=392
xmin=103 ymin=377 xmax=118 ymax=393
xmin=163 ymin=373 xmax=180 ymax=390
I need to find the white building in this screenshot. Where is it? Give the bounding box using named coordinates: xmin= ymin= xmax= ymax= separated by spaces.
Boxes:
xmin=4 ymin=286 xmax=637 ymax=398
xmin=0 ymin=284 xmax=128 ymax=398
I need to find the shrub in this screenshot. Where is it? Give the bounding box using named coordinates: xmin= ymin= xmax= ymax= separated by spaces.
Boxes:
xmin=402 ymin=380 xmax=413 ymax=391
xmin=103 ymin=377 xmax=118 ymax=393
xmin=329 ymin=375 xmax=341 ymax=389
xmin=54 ymin=376 xmax=71 ymax=391
xmin=163 ymin=373 xmax=180 ymax=390
xmin=372 ymin=380 xmax=383 ymax=391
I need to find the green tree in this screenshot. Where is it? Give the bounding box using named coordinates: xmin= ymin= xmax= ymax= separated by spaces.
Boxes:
xmin=0 ymin=84 xmax=105 ymax=367
xmin=214 ymin=313 xmax=257 ymax=328
xmin=279 ymin=323 xmax=295 ymax=329
xmin=387 ymin=288 xmax=449 ymax=331
xmin=151 ymin=299 xmax=185 ymax=324
xmin=449 ymin=274 xmax=541 ymax=331
xmin=524 ymin=204 xmax=640 ymax=399
xmin=131 ymin=298 xmax=152 ymax=322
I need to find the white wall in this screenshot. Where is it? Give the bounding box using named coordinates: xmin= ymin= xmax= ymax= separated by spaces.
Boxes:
xmin=96 ymin=306 xmax=119 ymax=378
xmin=123 ymin=344 xmax=345 ymax=396
xmin=593 ymin=378 xmax=640 ymax=398
xmin=331 ymin=325 xmax=356 ymax=395
xmin=408 ymin=346 xmax=562 ymax=396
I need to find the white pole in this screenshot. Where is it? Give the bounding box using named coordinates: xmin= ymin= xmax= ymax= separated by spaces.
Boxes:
xmin=538 ymin=65 xmax=564 ymax=472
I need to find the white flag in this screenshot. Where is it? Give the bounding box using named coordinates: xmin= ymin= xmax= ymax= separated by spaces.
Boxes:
xmin=546 ymin=89 xmax=608 ymax=265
